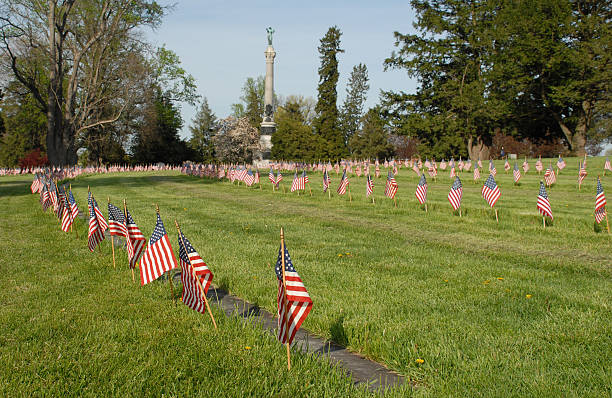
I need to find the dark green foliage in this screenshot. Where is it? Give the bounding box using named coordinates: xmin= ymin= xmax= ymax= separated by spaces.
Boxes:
xmin=349 ymin=108 xmax=394 ymax=160
xmin=131 ymin=89 xmax=192 ymax=164
xmin=271 ymin=97 xmax=319 ymax=161
xmin=242 ymin=76 xmax=265 ymax=129
xmin=189 ymin=98 xmax=217 ymax=162
xmin=313 ymin=26 xmax=346 ymax=160
xmin=341 ymin=64 xmax=370 ymax=151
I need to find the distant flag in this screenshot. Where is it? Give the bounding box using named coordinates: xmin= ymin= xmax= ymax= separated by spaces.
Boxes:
xmin=449 ymin=165 xmax=456 ymax=178
xmin=302 ymin=170 xmax=309 ymax=185
xmin=41 ymin=184 xmax=51 ymax=212
xmin=604 ymin=157 xmax=612 ymax=173
xmin=108 ymin=202 xmax=128 ymax=238
xmin=412 ymin=162 xmax=420 ymax=175
xmin=440 ymin=159 xmax=447 ymax=170
xmin=578 ymin=162 xmax=588 ymax=187
xmin=244 ymin=169 xmax=255 ymax=186
xmin=178 ymin=230 xmax=213 ymax=314
xmin=428 ymin=164 xmax=438 ymax=178
xmin=544 ymin=164 xmax=556 ymax=186
xmin=68 ymin=189 xmax=79 ymax=220
xmin=125 ymin=207 xmax=145 ymax=269
xmin=275 ymin=171 xmax=283 ymax=187
xmin=447 ymin=176 xmax=463 ymax=211
xmin=557 ymin=156 xmax=566 ymax=170
xmin=537 ymin=181 xmax=553 ymax=220
xmin=290 ymin=171 xmax=301 ymax=192
xmin=355 ymin=165 xmax=362 ymax=177
xmin=415 ymin=174 xmax=427 ymax=205
xmin=337 ymin=169 xmax=349 ymax=195
xmin=473 ymin=166 xmax=481 ymax=181
xmin=254 ymin=169 xmax=260 ymax=184
xmin=275 ymin=240 xmax=312 ymax=345
xmin=87 ymin=192 xmax=107 ymax=252
xmin=140 ymin=213 xmax=178 ymax=286
xmin=375 ymin=163 xmax=380 ymax=178
xmin=477 ymin=159 xmax=483 ymax=169
xmin=384 ymin=170 xmax=398 ymax=199
xmin=481 ymin=174 xmax=501 ymax=208
xmin=513 ymin=163 xmax=521 ymax=184
xmin=464 ymin=159 xmax=471 ymax=171
xmin=489 ymin=160 xmax=497 ymax=177
xmin=322 ymin=169 xmax=331 ymax=192
xmin=366 ymin=173 xmax=374 ymax=197
xmin=504 ymin=159 xmax=510 ymax=172
xmin=522 ymin=158 xmax=530 ymax=173
xmin=594 ymin=177 xmax=607 ymax=224
xmin=268 ymin=169 xmax=275 ymax=184
xmin=535 ymin=157 xmax=543 ymax=173
xmin=60 ymin=192 xmax=74 ymax=232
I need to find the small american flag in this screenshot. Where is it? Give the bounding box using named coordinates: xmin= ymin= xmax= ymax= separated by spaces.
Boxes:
xmin=323 ymin=169 xmax=331 ymax=192
xmin=448 ymin=176 xmax=463 ymax=211
xmin=269 ymin=169 xmax=275 ymax=184
xmin=415 ymin=174 xmax=427 ymax=204
xmin=440 ymin=159 xmax=447 ymax=170
xmin=87 ymin=192 xmax=107 ymax=252
xmin=544 ymin=165 xmax=556 ymax=186
xmin=537 ymin=181 xmax=553 ymax=220
xmin=522 ymin=159 xmax=530 ymax=173
xmin=108 ymin=202 xmax=128 ymax=238
xmin=61 ymin=192 xmax=73 ymax=232
xmin=290 ymin=171 xmax=304 ymax=192
xmin=557 ymin=156 xmax=566 ymax=170
xmin=275 ymin=242 xmax=312 ymax=345
xmin=68 ymin=190 xmax=79 ymax=220
xmin=140 ymin=213 xmax=178 ymax=285
xmin=595 ymin=177 xmax=607 ymax=224
xmin=513 ymin=163 xmax=521 ymax=183
xmin=535 ymin=157 xmax=543 ymax=172
xmin=178 ymin=231 xmax=213 ymax=314
xmin=578 ymin=162 xmax=588 ymax=185
xmin=604 ymin=157 xmax=612 ymax=172
xmin=275 ymin=171 xmax=283 ymax=187
xmin=244 ymin=170 xmax=255 ymax=186
xmin=366 ymin=173 xmax=374 ymax=197
xmin=449 ymin=166 xmax=456 ymax=179
xmin=125 ymin=208 xmax=145 ymax=269
xmin=473 ymin=167 xmax=481 ymax=181
xmin=337 ymin=169 xmax=349 ymax=195
xmin=375 ymin=164 xmax=380 ymax=178
xmin=482 ymin=174 xmax=501 ymax=208
xmin=254 ymin=169 xmax=260 ymax=184
xmin=489 ymin=160 xmax=497 ymax=177
xmin=428 ymin=164 xmax=438 ymax=178
xmin=385 ymin=170 xmax=398 ymax=199
xmin=302 ymin=170 xmax=309 ymax=185
xmin=504 ymin=159 xmax=510 ymax=171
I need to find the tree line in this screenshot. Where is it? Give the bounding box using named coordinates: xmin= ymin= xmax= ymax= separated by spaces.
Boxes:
xmin=1 ymin=1 xmax=610 ymax=167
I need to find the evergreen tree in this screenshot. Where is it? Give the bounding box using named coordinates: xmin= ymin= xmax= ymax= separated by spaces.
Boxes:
xmin=189 ymin=98 xmax=217 ymax=162
xmin=340 ymin=64 xmax=369 ymax=151
xmin=271 ymin=96 xmax=318 ymax=161
xmin=349 ymin=108 xmax=394 ymax=160
xmin=313 ymin=26 xmax=346 ymax=160
xmin=241 ymin=76 xmax=265 ymax=129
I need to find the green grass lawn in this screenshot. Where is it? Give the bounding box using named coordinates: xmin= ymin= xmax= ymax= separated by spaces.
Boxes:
xmin=1 ymin=157 xmax=611 ymax=397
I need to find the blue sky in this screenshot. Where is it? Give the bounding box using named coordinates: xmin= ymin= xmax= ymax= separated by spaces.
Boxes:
xmin=145 ymin=1 xmax=418 ymax=139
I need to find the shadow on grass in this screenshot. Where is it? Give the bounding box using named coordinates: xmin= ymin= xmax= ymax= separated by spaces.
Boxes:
xmin=0 ymin=178 xmax=34 ymax=198
xmin=330 ymin=315 xmax=349 ymax=347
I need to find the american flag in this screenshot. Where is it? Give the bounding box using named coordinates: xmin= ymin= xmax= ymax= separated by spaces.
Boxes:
xmin=449 ymin=166 xmax=456 ymax=179
xmin=473 ymin=167 xmax=481 ymax=181
xmin=68 ymin=190 xmax=79 ymax=220
xmin=60 ymin=192 xmax=74 ymax=232
xmin=125 ymin=207 xmax=145 ymax=269
xmin=578 ymin=162 xmax=588 ymax=185
xmin=482 ymin=174 xmax=501 ymax=208
xmin=440 ymin=159 xmax=447 ymax=170
xmin=595 ymin=177 xmax=607 ymax=224
xmin=605 ymin=157 xmax=612 ymax=172
xmin=385 ymin=170 xmax=398 ymax=199
xmin=535 ymin=157 xmax=543 ymax=172
xmin=544 ymin=165 xmax=556 ymax=186
xmin=254 ymin=169 xmax=260 ymax=184
xmin=513 ymin=163 xmax=521 ymax=183
xmin=275 ymin=171 xmax=283 ymax=187
xmin=302 ymin=170 xmax=309 ymax=185
xmin=428 ymin=164 xmax=438 ymax=178
xmin=87 ymin=192 xmax=107 ymax=252
xmin=178 ymin=231 xmax=213 ymax=314
xmin=375 ymin=164 xmax=380 ymax=178
xmin=489 ymin=160 xmax=497 ymax=177
xmin=323 ymin=169 xmax=331 ymax=192
xmin=140 ymin=213 xmax=178 ymax=285
xmin=448 ymin=176 xmax=463 ymax=211
xmin=415 ymin=174 xmax=427 ymax=204
xmin=504 ymin=159 xmax=510 ymax=171
xmin=366 ymin=173 xmax=374 ymax=197
xmin=244 ymin=170 xmax=255 ymax=186
xmin=537 ymin=181 xmax=553 ymax=220
xmin=557 ymin=156 xmax=566 ymax=170
xmin=290 ymin=171 xmax=304 ymax=192
xmin=412 ymin=162 xmax=420 ymax=175
xmin=108 ymin=202 xmax=128 ymax=238
xmin=268 ymin=169 xmax=275 ymax=184
xmin=522 ymin=159 xmax=530 ymax=173
xmin=355 ymin=165 xmax=362 ymax=177
xmin=275 ymin=242 xmax=312 ymax=345
xmin=337 ymin=169 xmax=349 ymax=195
xmin=55 ymin=189 xmax=66 ymax=219
xmin=478 ymin=159 xmax=483 ymax=169
xmin=464 ymin=159 xmax=471 ymax=171
xmin=41 ymin=184 xmax=51 ymax=212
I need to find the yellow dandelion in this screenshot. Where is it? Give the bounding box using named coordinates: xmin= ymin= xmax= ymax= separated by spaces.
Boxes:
xmin=415 ymin=358 xmax=424 ymax=364
xmin=483 ymin=280 xmax=490 ymax=285
xmin=338 ymin=254 xmax=343 ymax=257
xmin=443 ymin=279 xmax=449 ymax=283
xmin=245 ymin=346 xmax=251 ymax=350
xmin=497 ymin=277 xmax=504 ymax=280
xmin=526 ymin=294 xmax=532 ymax=299
xmin=183 ymin=208 xmax=187 ymax=211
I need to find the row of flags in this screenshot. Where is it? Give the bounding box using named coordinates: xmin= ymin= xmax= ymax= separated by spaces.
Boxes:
xmin=31 ymin=172 xmax=312 ymax=367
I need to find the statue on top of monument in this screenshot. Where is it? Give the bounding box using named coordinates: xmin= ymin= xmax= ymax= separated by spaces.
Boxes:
xmin=266 ymin=27 xmax=275 ymax=46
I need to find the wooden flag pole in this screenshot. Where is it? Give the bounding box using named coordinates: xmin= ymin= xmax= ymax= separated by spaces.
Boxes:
xmin=307 ymin=182 xmax=312 ymax=196
xmin=393 ymin=196 xmax=397 ymax=208
xmin=348 ymin=185 xmax=352 ymax=202
xmin=495 ymin=208 xmax=499 ymax=223
xmin=175 ymin=221 xmax=217 ymax=329
xmin=459 ymin=207 xmax=462 ymax=218
xmin=124 ymin=199 xmax=135 ymax=283
xmin=605 ymin=212 xmax=610 ymax=234
xmin=108 ymin=197 xmax=116 ymax=269
xmin=279 ymin=227 xmax=291 ymax=371
xmin=157 ymin=204 xmax=175 ymax=306
xmin=328 ymin=187 xmax=331 ymax=199
xmin=425 ymin=203 xmax=428 ymax=213
xmin=543 ymin=216 xmax=546 ymax=229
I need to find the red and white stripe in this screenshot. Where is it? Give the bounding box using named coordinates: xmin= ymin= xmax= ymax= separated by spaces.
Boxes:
xmin=277 ymin=270 xmax=312 ymax=345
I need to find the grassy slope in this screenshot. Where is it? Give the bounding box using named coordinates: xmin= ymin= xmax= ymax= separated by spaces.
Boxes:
xmin=2 ymin=157 xmax=611 ymax=397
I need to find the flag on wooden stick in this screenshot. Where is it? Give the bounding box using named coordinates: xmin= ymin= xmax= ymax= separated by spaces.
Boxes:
xmin=595 ymin=177 xmax=607 ymax=224
xmin=124 ymin=206 xmax=145 ymax=269
xmin=482 ymin=174 xmax=501 ymax=208
xmin=384 ymin=170 xmax=398 ymax=199
xmin=87 ymin=192 xmax=108 ymax=252
xmin=140 ymin=212 xmax=178 ymax=286
xmin=178 ymin=230 xmax=213 ymax=314
xmin=513 ymin=163 xmax=521 ymax=184
xmin=537 ymin=181 xmax=553 ymax=220
xmin=415 ymin=174 xmax=427 ymax=205
xmin=448 ymin=176 xmax=463 ymax=211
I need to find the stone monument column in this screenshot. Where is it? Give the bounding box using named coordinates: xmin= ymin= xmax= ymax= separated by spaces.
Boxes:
xmin=259 ymin=27 xmax=276 ymax=163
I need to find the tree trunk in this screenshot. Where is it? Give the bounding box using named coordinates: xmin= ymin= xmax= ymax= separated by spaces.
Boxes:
xmin=467 ymin=134 xmax=491 ymax=161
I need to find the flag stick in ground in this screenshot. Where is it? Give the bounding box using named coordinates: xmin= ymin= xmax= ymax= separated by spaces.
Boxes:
xmin=279 ymin=227 xmax=291 ymax=371
xmin=87 ymin=186 xmax=103 ymax=254
xmin=543 ymin=216 xmax=546 ymax=229
xmin=108 ymin=197 xmax=116 ymax=269
xmin=124 ymin=199 xmax=135 ymax=283
xmin=393 ymin=197 xmax=397 ymax=208
xmin=425 ymin=203 xmax=428 ymax=213
xmin=495 ymin=209 xmax=499 ymax=223
xmin=307 ymin=182 xmax=312 ymax=196
xmin=175 ymin=220 xmax=217 ymax=329
xmin=348 ymin=185 xmax=352 ymax=202
xmin=156 ymin=204 xmax=175 ymax=305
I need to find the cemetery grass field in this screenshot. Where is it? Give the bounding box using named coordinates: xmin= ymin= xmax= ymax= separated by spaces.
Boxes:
xmin=1 ymin=157 xmax=611 ymax=397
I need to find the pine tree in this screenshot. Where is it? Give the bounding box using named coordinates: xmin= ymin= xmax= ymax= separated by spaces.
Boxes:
xmin=313 ymin=26 xmax=346 ymax=160
xmin=189 ymin=98 xmax=217 ymax=162
xmin=340 ymin=64 xmax=369 ymax=151
xmin=349 ymin=108 xmax=394 ymax=160
xmin=271 ymin=96 xmax=318 ymax=161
